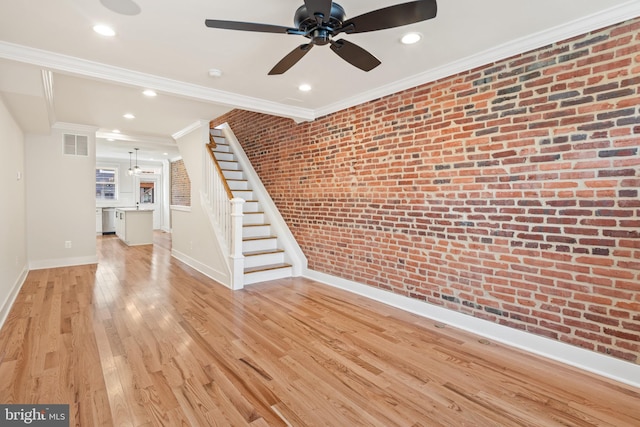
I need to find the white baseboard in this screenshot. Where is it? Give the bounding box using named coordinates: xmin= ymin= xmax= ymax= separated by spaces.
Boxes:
xmin=304 ymin=269 xmax=640 ymax=389
xmin=0 ymin=267 xmax=29 ymax=330
xmin=29 ymin=255 xmax=98 ymax=270
xmin=171 ymin=249 xmax=231 ymax=289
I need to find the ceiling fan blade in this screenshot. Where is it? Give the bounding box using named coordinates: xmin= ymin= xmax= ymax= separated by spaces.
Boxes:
xmin=329 ymin=39 xmax=381 ymax=72
xmin=339 ymin=0 xmax=437 ymax=34
xmin=268 ymin=44 xmax=314 ymax=75
xmin=304 ymin=0 xmax=333 ymax=23
xmin=205 ymin=19 xmax=297 ymax=34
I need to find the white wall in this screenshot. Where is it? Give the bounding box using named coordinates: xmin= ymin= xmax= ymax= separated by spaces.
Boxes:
xmin=171 ymin=122 xmax=230 ymax=286
xmin=26 ymin=124 xmax=98 ymax=269
xmin=0 ymin=96 xmax=28 ymax=327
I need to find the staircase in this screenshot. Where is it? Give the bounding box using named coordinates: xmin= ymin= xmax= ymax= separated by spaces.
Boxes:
xmin=209 ymin=129 xmax=293 ymax=285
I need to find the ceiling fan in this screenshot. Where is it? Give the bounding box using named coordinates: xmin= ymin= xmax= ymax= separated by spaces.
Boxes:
xmin=205 ymin=0 xmax=437 ymax=75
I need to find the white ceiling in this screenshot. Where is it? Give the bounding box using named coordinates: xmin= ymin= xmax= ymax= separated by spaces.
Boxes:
xmin=0 ymin=0 xmax=638 ymax=161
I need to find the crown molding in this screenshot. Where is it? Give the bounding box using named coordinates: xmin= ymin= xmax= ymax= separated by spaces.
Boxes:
xmin=172 ymin=120 xmax=207 ymax=140
xmin=315 ymin=1 xmax=640 ymax=119
xmin=0 ymin=41 xmax=315 ymax=123
xmin=95 ymin=130 xmax=175 ymax=146
xmin=52 ymin=122 xmax=99 ymax=133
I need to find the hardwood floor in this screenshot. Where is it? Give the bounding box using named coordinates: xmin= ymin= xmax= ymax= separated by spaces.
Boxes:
xmin=1 ymin=232 xmax=639 ymax=426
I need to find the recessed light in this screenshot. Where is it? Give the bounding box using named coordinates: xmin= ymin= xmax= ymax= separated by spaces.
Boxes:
xmin=208 ymin=68 xmax=223 ymax=78
xmin=107 ymin=138 xmax=115 ymax=142
xmin=298 ymin=83 xmax=312 ymax=92
xmin=123 ymin=113 xmax=135 ymax=119
xmin=143 ymin=89 xmax=157 ymax=97
xmin=112 ymin=129 xmax=121 ymax=133
xmin=93 ymin=24 xmax=116 ymax=37
xmin=401 ymin=32 xmax=422 ymax=45
xmin=163 ymin=152 xmax=168 ymax=156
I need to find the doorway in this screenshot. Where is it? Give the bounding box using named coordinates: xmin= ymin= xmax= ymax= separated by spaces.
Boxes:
xmin=136 ymin=175 xmax=161 ymax=229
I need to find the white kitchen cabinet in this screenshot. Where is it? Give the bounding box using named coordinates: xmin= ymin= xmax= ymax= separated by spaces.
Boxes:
xmin=115 ymin=208 xmax=153 ymax=246
xmin=96 ymin=208 xmax=102 ymax=234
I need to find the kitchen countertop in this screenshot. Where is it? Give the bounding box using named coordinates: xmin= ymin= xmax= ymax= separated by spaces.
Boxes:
xmin=116 ymin=207 xmax=154 ymax=212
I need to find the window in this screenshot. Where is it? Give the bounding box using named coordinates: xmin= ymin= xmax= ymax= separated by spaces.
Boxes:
xmin=96 ymin=168 xmax=117 ymax=200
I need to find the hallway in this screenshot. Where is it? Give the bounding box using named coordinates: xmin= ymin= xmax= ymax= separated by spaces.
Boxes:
xmin=0 ymin=232 xmax=638 ymax=426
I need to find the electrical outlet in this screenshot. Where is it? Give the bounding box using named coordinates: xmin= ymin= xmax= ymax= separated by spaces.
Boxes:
xmin=64 ymin=240 xmax=72 ymax=249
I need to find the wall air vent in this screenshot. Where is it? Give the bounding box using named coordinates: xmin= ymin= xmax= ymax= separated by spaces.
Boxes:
xmin=63 ymin=134 xmax=89 ymax=156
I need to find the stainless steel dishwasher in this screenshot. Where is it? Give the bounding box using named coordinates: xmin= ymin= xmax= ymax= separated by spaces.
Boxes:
xmin=102 ymin=207 xmax=116 ymax=234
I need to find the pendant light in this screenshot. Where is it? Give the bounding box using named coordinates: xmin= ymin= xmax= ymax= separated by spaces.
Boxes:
xmin=133 ymin=147 xmax=141 ymax=175
xmin=127 ymin=151 xmax=134 ymax=176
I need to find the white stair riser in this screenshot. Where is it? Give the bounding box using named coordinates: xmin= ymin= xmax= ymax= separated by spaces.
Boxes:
xmin=243 ymin=225 xmax=271 ymax=238
xmin=218 ymin=161 xmax=240 ymax=170
xmin=214 ymin=144 xmax=231 ymax=153
xmin=223 ymin=170 xmax=244 ymax=180
xmin=243 ymin=238 xmax=278 ymax=253
xmin=244 ymin=266 xmax=293 ymax=285
xmin=227 ymin=180 xmax=250 ymax=190
xmin=243 ymin=201 xmax=260 ymax=213
xmin=243 ymin=213 xmax=265 ymax=225
xmin=233 ymin=190 xmax=254 ymax=200
xmin=214 ymin=152 xmax=235 ymax=162
xmin=244 ymin=252 xmax=285 ymax=268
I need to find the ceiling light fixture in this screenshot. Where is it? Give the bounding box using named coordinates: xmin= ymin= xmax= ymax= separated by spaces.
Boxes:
xmin=298 ymin=83 xmax=312 ymax=92
xmin=401 ymin=32 xmax=422 ymax=45
xmin=133 ymin=148 xmax=141 ymax=174
xmin=93 ymin=24 xmax=116 ymax=37
xmin=123 ymin=113 xmax=135 ymax=119
xmin=127 ymin=151 xmax=134 ymax=176
xmin=208 ymin=68 xmax=223 ymax=78
xmin=143 ymin=89 xmax=157 ymax=97
xmin=112 ymin=129 xmax=121 ymax=133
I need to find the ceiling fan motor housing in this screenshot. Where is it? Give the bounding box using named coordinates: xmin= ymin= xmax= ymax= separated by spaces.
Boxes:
xmin=294 ymin=2 xmax=346 ymax=45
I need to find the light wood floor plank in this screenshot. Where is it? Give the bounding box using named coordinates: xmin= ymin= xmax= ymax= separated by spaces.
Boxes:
xmin=0 ymin=232 xmax=638 ymax=426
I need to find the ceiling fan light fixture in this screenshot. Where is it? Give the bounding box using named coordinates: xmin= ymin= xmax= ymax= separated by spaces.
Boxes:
xmin=93 ymin=24 xmax=116 ymax=37
xmin=204 ymin=0 xmax=438 ymax=75
xmin=401 ymin=32 xmax=422 ymax=45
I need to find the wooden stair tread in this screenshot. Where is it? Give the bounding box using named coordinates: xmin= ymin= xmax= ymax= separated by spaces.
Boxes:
xmin=243 ymin=223 xmax=270 ymax=228
xmin=244 ymin=263 xmax=292 ymax=274
xmin=243 ymin=249 xmax=285 ymax=257
xmin=243 ymin=235 xmax=277 ymax=242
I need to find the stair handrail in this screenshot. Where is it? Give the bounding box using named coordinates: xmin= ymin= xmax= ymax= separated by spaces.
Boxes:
xmin=205 ymin=142 xmax=234 ymax=200
xmin=203 ymin=139 xmax=245 ymax=289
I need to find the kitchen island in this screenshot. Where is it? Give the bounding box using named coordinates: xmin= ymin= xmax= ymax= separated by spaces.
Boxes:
xmin=115 ymin=208 xmax=153 ymax=246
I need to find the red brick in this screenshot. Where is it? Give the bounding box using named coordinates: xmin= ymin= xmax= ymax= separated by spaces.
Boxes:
xmin=210 ymin=17 xmax=640 ymax=364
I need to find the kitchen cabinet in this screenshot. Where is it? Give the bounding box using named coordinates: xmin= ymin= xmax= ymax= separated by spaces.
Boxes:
xmin=115 ymin=208 xmax=153 ymax=246
xmin=96 ymin=208 xmax=102 ymax=234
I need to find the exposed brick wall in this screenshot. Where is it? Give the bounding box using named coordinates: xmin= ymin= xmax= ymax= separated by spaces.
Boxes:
xmin=211 ymin=18 xmax=640 ymax=363
xmin=170 ymin=159 xmax=191 ymax=206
